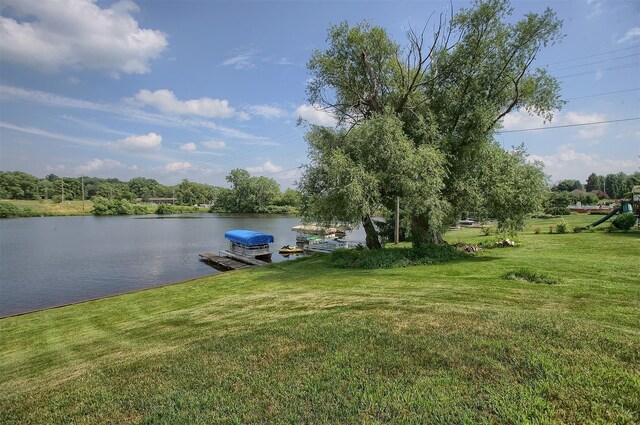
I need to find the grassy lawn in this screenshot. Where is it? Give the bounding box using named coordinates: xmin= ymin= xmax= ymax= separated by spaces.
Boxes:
xmin=1 ymin=214 xmax=638 ymax=423
xmin=1 ymin=199 xmax=94 ymax=216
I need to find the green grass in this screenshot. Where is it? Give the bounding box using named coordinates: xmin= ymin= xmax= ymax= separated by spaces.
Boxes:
xmin=1 ymin=214 xmax=638 ymax=423
xmin=1 ymin=199 xmax=94 ymax=216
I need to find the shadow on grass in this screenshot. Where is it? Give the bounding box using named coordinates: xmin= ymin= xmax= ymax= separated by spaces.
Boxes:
xmin=256 ymin=249 xmax=502 ymax=287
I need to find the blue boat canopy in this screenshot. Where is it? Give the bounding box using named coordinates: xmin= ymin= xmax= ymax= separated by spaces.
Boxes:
xmin=224 ymin=229 xmax=274 ymax=246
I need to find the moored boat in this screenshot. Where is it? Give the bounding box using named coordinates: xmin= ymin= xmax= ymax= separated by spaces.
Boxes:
xmin=223 ymin=229 xmax=274 ymax=261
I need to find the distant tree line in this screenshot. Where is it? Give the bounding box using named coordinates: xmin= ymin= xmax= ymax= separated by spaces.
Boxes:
xmin=551 ymin=171 xmax=640 ymax=199
xmin=0 ymin=171 xmax=301 ymax=214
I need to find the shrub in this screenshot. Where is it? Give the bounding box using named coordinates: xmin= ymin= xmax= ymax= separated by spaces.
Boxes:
xmin=573 ymin=226 xmax=583 ymax=233
xmin=533 ymin=227 xmax=541 ymax=234
xmin=612 ymin=212 xmax=637 ymax=232
xmin=480 ymin=225 xmax=492 ymax=236
xmin=556 ymin=220 xmax=568 ymax=234
xmin=504 ymin=269 xmax=560 ymax=285
xmin=132 ymin=205 xmax=149 ymax=215
xmin=155 ymin=204 xmax=177 ymax=215
xmin=329 ymin=245 xmax=467 ymax=269
xmin=0 ymin=202 xmax=21 ymax=218
xmin=544 ymin=207 xmax=570 ymax=215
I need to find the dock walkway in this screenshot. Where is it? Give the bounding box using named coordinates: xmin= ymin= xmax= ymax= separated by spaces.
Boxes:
xmin=199 ymin=253 xmax=252 ymax=271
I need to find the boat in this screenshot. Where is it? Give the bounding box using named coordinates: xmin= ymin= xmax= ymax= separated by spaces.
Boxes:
xmin=279 ymin=245 xmax=304 ymax=254
xmin=305 ymin=238 xmax=362 ymax=253
xmin=221 ymin=229 xmax=274 ymax=263
xmin=291 ymin=224 xmax=346 ymax=243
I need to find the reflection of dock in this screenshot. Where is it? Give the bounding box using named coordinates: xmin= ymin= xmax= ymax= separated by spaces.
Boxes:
xmin=199 ymin=253 xmax=252 ymax=271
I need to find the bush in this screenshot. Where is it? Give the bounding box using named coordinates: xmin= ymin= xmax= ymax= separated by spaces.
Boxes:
xmin=155 ymin=204 xmax=177 ymax=215
xmin=329 ymin=244 xmax=467 ymax=269
xmin=556 ymin=220 xmax=568 ymax=234
xmin=533 ymin=227 xmax=541 ymax=234
xmin=573 ymin=226 xmax=583 ymax=233
xmin=504 ymin=269 xmax=560 ymax=285
xmin=544 ymin=207 xmax=570 ymax=216
xmin=612 ymin=212 xmax=637 ymax=232
xmin=480 ymin=225 xmax=492 ymax=236
xmin=0 ymin=202 xmax=22 ymax=218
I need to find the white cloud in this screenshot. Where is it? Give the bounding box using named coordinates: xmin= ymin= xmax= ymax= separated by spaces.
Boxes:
xmin=529 ymin=144 xmax=638 ymax=181
xmin=295 ymin=104 xmax=337 ymax=127
xmin=0 ymin=120 xmax=101 ymax=147
xmin=222 ymin=49 xmax=257 ymax=70
xmin=246 ymin=104 xmax=288 ymax=119
xmin=618 ymin=27 xmax=640 ymax=43
xmin=1 ymin=84 xmax=267 ymax=141
xmin=246 ymin=160 xmax=283 ymax=174
xmin=202 ymin=140 xmax=226 ymax=149
xmin=0 ymin=0 xmax=167 ymax=74
xmin=110 ymin=132 xmax=162 ymax=151
xmin=132 ymin=89 xmax=238 ymax=118
xmin=501 ymin=110 xmax=608 ymax=140
xmin=74 ymin=158 xmax=136 ymax=175
xmin=163 ymin=161 xmax=191 ymax=172
xmin=179 ymin=142 xmax=197 ymax=152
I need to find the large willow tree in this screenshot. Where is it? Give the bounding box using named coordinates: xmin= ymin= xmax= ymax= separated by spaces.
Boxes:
xmin=299 ymin=0 xmax=562 ymax=248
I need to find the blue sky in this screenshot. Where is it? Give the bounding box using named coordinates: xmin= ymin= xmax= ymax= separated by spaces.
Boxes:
xmin=0 ymin=0 xmax=638 ymax=188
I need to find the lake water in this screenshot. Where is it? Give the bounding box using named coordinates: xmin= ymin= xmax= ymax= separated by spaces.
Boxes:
xmin=0 ymin=214 xmax=364 ymax=317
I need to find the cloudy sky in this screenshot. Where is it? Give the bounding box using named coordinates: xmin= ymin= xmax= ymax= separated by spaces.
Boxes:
xmin=0 ymin=0 xmax=638 ymax=188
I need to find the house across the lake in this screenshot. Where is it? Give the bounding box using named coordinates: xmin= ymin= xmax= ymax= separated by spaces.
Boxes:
xmin=136 ymin=197 xmax=177 ymax=205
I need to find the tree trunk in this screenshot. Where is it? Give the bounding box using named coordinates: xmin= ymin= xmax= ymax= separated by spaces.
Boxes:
xmin=411 ymin=214 xmax=444 ymax=247
xmin=362 ymin=214 xmax=382 ymax=250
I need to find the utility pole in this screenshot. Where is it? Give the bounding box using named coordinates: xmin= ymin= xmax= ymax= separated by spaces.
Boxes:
xmin=81 ymin=175 xmax=85 ymax=211
xmin=394 ymin=196 xmax=400 ymax=244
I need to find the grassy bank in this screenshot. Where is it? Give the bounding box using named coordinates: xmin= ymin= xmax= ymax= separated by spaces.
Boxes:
xmin=1 ymin=215 xmax=638 ymax=423
xmin=0 ymin=199 xmax=94 ymax=216
xmin=0 ymin=199 xmax=212 ymax=217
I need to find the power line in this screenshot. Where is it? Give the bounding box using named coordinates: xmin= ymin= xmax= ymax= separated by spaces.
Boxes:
xmin=498 ymin=117 xmax=640 ymax=134
xmin=556 ymin=62 xmax=639 ymax=79
xmin=545 ymin=45 xmax=639 ymax=65
xmin=564 ymin=87 xmax=640 ymax=101
xmin=549 ymin=53 xmax=640 ymax=72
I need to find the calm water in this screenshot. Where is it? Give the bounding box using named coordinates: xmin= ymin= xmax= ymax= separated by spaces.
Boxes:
xmin=0 ymin=214 xmax=364 ymax=317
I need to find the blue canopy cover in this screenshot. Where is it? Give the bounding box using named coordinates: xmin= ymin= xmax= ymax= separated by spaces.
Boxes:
xmin=224 ymin=229 xmax=274 ymax=246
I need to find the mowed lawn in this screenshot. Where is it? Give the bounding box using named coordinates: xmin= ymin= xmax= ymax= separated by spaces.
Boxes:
xmin=1 ymin=215 xmax=638 ymax=423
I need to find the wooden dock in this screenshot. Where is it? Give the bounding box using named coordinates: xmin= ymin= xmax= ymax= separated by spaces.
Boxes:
xmin=199 ymin=253 xmax=252 ymax=271
xmin=219 ymin=250 xmax=270 ymax=266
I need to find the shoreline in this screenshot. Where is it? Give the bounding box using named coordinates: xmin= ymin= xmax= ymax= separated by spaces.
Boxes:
xmin=0 ymin=269 xmax=229 ymax=320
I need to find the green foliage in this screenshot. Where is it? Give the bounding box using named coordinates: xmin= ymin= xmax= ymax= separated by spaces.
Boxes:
xmin=612 ymin=212 xmax=637 ymax=232
xmin=552 ymin=179 xmax=582 ymax=192
xmin=155 ymin=204 xmax=177 ymax=215
xmin=556 ymin=219 xmax=568 ymax=234
xmin=217 ymin=169 xmax=282 ymax=213
xmin=573 ymin=226 xmax=583 ymax=233
xmin=302 ymin=1 xmax=563 ymax=247
xmin=329 ymin=244 xmax=466 ymax=269
xmin=0 ymin=171 xmax=40 ymax=200
xmin=0 ymin=202 xmax=22 ymax=218
xmin=176 ymin=179 xmax=219 ymax=206
xmin=544 ymin=207 xmax=570 ymax=215
xmin=92 ymin=197 xmax=144 ymax=216
xmin=504 ymin=269 xmax=560 ymax=285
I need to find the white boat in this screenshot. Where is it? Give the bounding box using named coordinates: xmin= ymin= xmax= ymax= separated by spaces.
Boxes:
xmin=291 ymin=224 xmax=346 ymax=243
xmin=305 ymin=238 xmax=362 ymax=253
